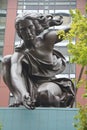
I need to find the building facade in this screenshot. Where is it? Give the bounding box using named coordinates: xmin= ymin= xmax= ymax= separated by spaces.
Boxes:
xmin=0 ymin=0 xmax=86 ymax=106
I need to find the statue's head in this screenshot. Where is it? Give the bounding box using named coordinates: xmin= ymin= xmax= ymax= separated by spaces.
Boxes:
xmin=15 ymin=13 xmax=41 ymax=40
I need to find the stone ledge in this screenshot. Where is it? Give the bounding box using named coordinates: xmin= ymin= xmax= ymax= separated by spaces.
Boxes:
xmin=0 ymin=107 xmax=77 ymax=130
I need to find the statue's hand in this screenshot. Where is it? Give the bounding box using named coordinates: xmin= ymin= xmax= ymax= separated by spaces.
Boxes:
xmin=23 ymin=96 xmax=35 ymax=110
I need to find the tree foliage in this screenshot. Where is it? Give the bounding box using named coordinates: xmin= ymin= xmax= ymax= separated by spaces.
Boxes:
xmin=74 ymin=105 xmax=87 ymax=130
xmin=65 ymin=5 xmax=87 ymax=130
xmin=66 ymin=9 xmax=87 ymax=66
xmin=64 ymin=5 xmax=87 ymax=95
xmin=0 ymin=123 xmax=2 ymax=130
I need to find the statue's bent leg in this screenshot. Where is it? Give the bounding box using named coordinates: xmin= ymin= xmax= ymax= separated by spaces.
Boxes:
xmin=2 ymin=55 xmax=31 ymax=108
xmin=2 ymin=55 xmax=22 ymax=107
xmin=36 ymin=82 xmax=62 ymax=107
xmin=2 ymin=55 xmax=11 ymax=86
xmin=2 ymin=55 xmax=16 ymax=95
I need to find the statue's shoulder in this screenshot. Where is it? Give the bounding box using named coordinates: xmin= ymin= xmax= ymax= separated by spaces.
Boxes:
xmin=15 ymin=41 xmax=25 ymax=52
xmin=37 ymin=29 xmax=54 ymax=39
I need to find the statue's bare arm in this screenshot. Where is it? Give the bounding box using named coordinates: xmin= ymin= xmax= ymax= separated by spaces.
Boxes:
xmin=44 ymin=26 xmax=70 ymax=46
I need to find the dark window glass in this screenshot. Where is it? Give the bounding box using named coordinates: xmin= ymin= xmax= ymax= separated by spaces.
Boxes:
xmin=0 ymin=0 xmax=7 ymax=9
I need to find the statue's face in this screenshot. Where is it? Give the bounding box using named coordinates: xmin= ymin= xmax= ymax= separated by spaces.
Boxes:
xmin=18 ymin=19 xmax=36 ymax=41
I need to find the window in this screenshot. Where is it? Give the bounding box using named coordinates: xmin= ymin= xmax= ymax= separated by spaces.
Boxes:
xmin=0 ymin=1 xmax=7 ymax=74
xmin=18 ymin=0 xmax=76 ymax=10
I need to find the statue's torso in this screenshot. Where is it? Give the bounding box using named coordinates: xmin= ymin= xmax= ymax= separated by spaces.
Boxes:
xmin=30 ymin=37 xmax=54 ymax=64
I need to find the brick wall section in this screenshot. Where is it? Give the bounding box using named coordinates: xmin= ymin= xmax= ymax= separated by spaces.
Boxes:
xmin=76 ymin=0 xmax=87 ymax=106
xmin=76 ymin=0 xmax=86 ymax=14
xmin=0 ymin=0 xmax=17 ymax=106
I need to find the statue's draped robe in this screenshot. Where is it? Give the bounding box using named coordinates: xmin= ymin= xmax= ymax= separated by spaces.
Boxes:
xmin=15 ymin=43 xmax=75 ymax=107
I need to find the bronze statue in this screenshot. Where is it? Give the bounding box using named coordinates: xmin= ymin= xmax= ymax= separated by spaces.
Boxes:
xmin=2 ymin=12 xmax=75 ymax=109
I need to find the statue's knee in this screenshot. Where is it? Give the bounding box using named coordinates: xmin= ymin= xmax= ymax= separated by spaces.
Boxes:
xmin=38 ymin=90 xmax=48 ymax=100
xmin=2 ymin=55 xmax=11 ymax=64
xmin=36 ymin=90 xmax=49 ymax=106
xmin=37 ymin=90 xmax=60 ymax=107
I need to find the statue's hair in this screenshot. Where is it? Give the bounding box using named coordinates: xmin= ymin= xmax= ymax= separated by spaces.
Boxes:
xmin=15 ymin=12 xmax=63 ymax=38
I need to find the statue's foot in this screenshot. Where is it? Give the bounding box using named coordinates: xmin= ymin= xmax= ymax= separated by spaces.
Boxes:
xmin=23 ymin=96 xmax=35 ymax=110
xmin=9 ymin=102 xmax=22 ymax=107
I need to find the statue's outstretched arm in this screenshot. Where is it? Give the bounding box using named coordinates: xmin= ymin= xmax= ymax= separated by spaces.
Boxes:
xmin=43 ymin=26 xmax=70 ymax=45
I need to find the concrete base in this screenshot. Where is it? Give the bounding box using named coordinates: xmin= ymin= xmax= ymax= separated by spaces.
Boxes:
xmin=0 ymin=107 xmax=78 ymax=130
